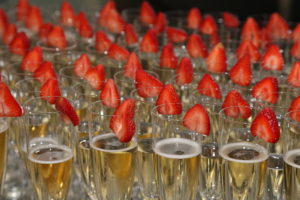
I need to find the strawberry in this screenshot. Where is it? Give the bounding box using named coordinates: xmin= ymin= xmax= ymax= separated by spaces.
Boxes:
xmin=287 ymin=62 xmax=300 ymax=87
xmin=95 ymin=31 xmax=112 ymax=53
xmin=47 ymin=25 xmax=67 ymax=50
xmin=288 ymin=96 xmax=300 ymax=122
xmin=241 ymin=17 xmax=261 ymax=48
xmin=21 ymin=46 xmax=43 ymax=72
xmin=197 ymin=73 xmax=222 ymax=99
xmin=124 ymin=24 xmax=138 ymax=46
xmin=9 ymin=32 xmax=30 ymax=56
xmin=108 ymin=43 xmax=130 ymax=61
xmin=25 ymin=6 xmax=43 ymax=33
xmin=79 ymin=20 xmax=93 ymax=38
xmin=73 ymin=54 xmax=92 ymax=78
xmin=55 ymin=96 xmax=79 ymax=126
xmin=140 ymin=1 xmax=156 ymax=25
xmin=3 ymin=24 xmax=17 ymax=45
xmin=210 ymin=31 xmax=220 ymax=46
xmin=84 ymin=64 xmax=105 ymax=90
xmin=250 ymin=108 xmax=280 ymax=143
xmin=135 ymin=69 xmax=163 ymax=98
xmin=206 ymin=43 xmax=227 ymax=73
xmin=40 ymin=79 xmax=61 ymax=104
xmin=266 ymin=12 xmax=289 ymax=40
xmin=176 ymin=57 xmax=193 ymax=85
xmin=60 ymin=1 xmax=75 ymax=27
xmin=186 ymin=33 xmax=208 ymax=58
xmin=105 ymin=8 xmax=125 ymax=34
xmin=153 ymin=12 xmax=167 ymax=34
xmin=229 ymin=55 xmax=252 ymax=86
xmin=223 ymin=12 xmax=239 ymax=28
xmin=124 ymin=52 xmax=143 ymax=79
xmin=166 ymin=27 xmax=188 ymax=43
xmin=16 ymin=0 xmax=30 ymax=22
xmin=0 ymin=82 xmax=22 ymax=117
xmin=33 ymin=61 xmax=57 ymax=83
xmin=261 ymin=44 xmax=284 ymax=71
xmin=155 ymin=84 xmax=182 ymax=115
xmin=74 ymin=12 xmax=87 ymax=31
xmin=290 ymin=42 xmax=300 ymax=59
xmin=110 ymin=98 xmax=136 ymax=142
xmin=252 ymin=77 xmax=278 ymax=104
xmin=98 ymin=0 xmax=116 ymax=27
xmin=100 ymin=79 xmax=120 ymax=108
xmin=236 ymin=40 xmax=261 ymax=62
xmin=0 ymin=9 xmax=8 ymax=38
xmin=221 ymin=90 xmax=251 ymax=119
xmin=200 ymin=15 xmax=218 ymax=35
xmin=140 ymin=29 xmax=159 ymax=53
xmin=292 ymin=23 xmax=300 ymax=43
xmin=160 ymin=43 xmax=178 ymax=69
xmin=38 ymin=23 xmax=53 ymax=44
xmin=186 ymin=8 xmax=202 ymax=30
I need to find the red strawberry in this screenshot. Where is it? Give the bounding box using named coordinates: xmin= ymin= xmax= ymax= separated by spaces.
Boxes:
xmin=210 ymin=31 xmax=220 ymax=46
xmin=60 ymin=1 xmax=75 ymax=27
xmin=183 ymin=104 xmax=210 ymax=135
xmin=197 ymin=73 xmax=222 ymax=99
xmin=95 ymin=31 xmax=112 ymax=53
xmin=38 ymin=23 xmax=53 ymax=44
xmin=176 ymin=57 xmax=193 ymax=85
xmin=186 ymin=8 xmax=202 ymax=30
xmin=166 ymin=27 xmax=188 ymax=43
xmin=288 ymin=96 xmax=300 ymax=122
xmin=40 ymin=79 xmax=61 ymax=104
xmin=287 ymin=62 xmax=300 ymax=87
xmin=108 ymin=43 xmax=130 ymax=61
xmin=236 ymin=40 xmax=261 ymax=62
xmin=16 ymin=0 xmax=30 ymax=22
xmin=140 ymin=29 xmax=159 ymax=53
xmin=200 ymin=15 xmax=218 ymax=35
xmin=221 ymin=90 xmax=251 ymax=119
xmin=250 ymin=108 xmax=280 ymax=143
xmin=155 ymin=84 xmax=182 ymax=115
xmin=229 ymin=55 xmax=252 ymax=86
xmin=98 ymin=0 xmax=116 ymax=27
xmin=9 ymin=32 xmax=30 ymax=56
xmin=124 ymin=52 xmax=143 ymax=79
xmin=21 ymin=46 xmax=43 ymax=72
xmin=290 ymin=42 xmax=300 ymax=59
xmin=241 ymin=17 xmax=261 ymax=48
xmin=100 ymin=79 xmax=120 ymax=108
xmin=47 ymin=25 xmax=67 ymax=50
xmin=124 ymin=24 xmax=138 ymax=46
xmin=223 ymin=12 xmax=239 ymax=28
xmin=292 ymin=23 xmax=300 ymax=43
xmin=105 ymin=8 xmax=125 ymax=34
xmin=55 ymin=96 xmax=79 ymax=126
xmin=84 ymin=64 xmax=105 ymax=90
xmin=153 ymin=12 xmax=167 ymax=34
xmin=73 ymin=54 xmax=92 ymax=78
xmin=140 ymin=1 xmax=156 ymax=25
xmin=186 ymin=33 xmax=208 ymax=58
xmin=135 ymin=69 xmax=163 ymax=98
xmin=261 ymin=44 xmax=284 ymax=71
xmin=266 ymin=12 xmax=289 ymax=40
xmin=75 ymin=12 xmax=87 ymax=31
xmin=79 ymin=20 xmax=93 ymax=38
xmin=0 ymin=82 xmax=22 ymax=117
xmin=206 ymin=43 xmax=227 ymax=73
xmin=0 ymin=9 xmax=8 ymax=38
xmin=25 ymin=6 xmax=43 ymax=33
xmin=33 ymin=61 xmax=57 ymax=83
xmin=3 ymin=24 xmax=17 ymax=45
xmin=252 ymin=77 xmax=278 ymax=104
xmin=160 ymin=43 xmax=178 ymax=69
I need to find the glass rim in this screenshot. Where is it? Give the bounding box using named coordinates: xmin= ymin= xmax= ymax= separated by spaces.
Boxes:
xmin=219 ymin=105 xmax=255 ymax=124
xmin=36 ymin=40 xmax=77 ymax=52
xmin=284 ymin=109 xmax=300 ymax=127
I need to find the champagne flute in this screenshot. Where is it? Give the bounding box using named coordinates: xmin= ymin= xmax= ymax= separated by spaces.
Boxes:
xmin=0 ymin=119 xmax=8 ymax=196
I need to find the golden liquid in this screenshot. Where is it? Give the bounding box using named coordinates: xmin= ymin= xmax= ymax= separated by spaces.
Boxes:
xmin=91 ymin=133 xmax=137 ymax=200
xmin=28 ymin=144 xmax=73 ymax=200
xmin=220 ymin=143 xmax=268 ymax=200
xmin=29 ymin=122 xmax=48 ymax=138
xmin=0 ymin=123 xmax=8 ymax=193
xmin=284 ymin=149 xmax=300 ymax=200
xmin=266 ymin=154 xmax=284 ymax=200
xmin=154 ymin=138 xmax=201 ymax=200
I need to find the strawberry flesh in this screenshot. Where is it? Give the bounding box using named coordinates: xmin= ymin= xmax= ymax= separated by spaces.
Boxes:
xmin=0 ymin=82 xmax=22 ymax=117
xmin=100 ymin=79 xmax=120 ymax=108
xmin=55 ymin=96 xmax=79 ymax=126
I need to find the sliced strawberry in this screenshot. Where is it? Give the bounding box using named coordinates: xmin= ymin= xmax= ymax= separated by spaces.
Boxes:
xmin=105 ymin=8 xmax=125 ymax=34
xmin=16 ymin=0 xmax=30 ymax=22
xmin=223 ymin=12 xmax=239 ymax=28
xmin=186 ymin=33 xmax=208 ymax=58
xmin=153 ymin=12 xmax=167 ymax=34
xmin=124 ymin=24 xmax=138 ymax=46
xmin=33 ymin=61 xmax=57 ymax=83
xmin=252 ymin=77 xmax=278 ymax=104
xmin=3 ymin=24 xmax=17 ymax=45
xmin=55 ymin=96 xmax=79 ymax=126
xmin=292 ymin=23 xmax=300 ymax=43
xmin=79 ymin=20 xmax=93 ymax=38
xmin=124 ymin=52 xmax=143 ymax=80
xmin=40 ymin=79 xmax=61 ymax=104
xmin=98 ymin=0 xmax=116 ymax=27
xmin=47 ymin=25 xmax=67 ymax=50
xmin=9 ymin=32 xmax=30 ymax=56
xmin=206 ymin=43 xmax=227 ymax=73
xmin=74 ymin=12 xmax=87 ymax=31
xmin=250 ymin=108 xmax=280 ymax=143
xmin=229 ymin=55 xmax=252 ymax=86
xmin=166 ymin=27 xmax=188 ymax=43
xmin=183 ymin=104 xmax=210 ymax=135
xmin=38 ymin=23 xmax=53 ymax=44
xmin=84 ymin=64 xmax=105 ymax=90
xmin=160 ymin=43 xmax=177 ymax=69
xmin=241 ymin=17 xmax=261 ymax=48
xmin=186 ymin=8 xmax=202 ymax=30
xmin=100 ymin=78 xmax=120 ymax=108
xmin=261 ymin=44 xmax=284 ymax=71
xmin=73 ymin=54 xmax=92 ymax=78
xmin=290 ymin=42 xmax=300 ymax=59
xmin=236 ymin=40 xmax=261 ymax=62
xmin=0 ymin=9 xmax=8 ymax=38
xmin=176 ymin=57 xmax=193 ymax=85
xmin=140 ymin=1 xmax=156 ymax=25
xmin=25 ymin=6 xmax=43 ymax=33
xmin=200 ymin=15 xmax=218 ymax=35
xmin=197 ymin=73 xmax=222 ymax=99
xmin=135 ymin=69 xmax=163 ymax=98
xmin=0 ymin=82 xmax=22 ymax=117
xmin=108 ymin=43 xmax=130 ymax=61
xmin=266 ymin=12 xmax=289 ymax=40
xmin=210 ymin=31 xmax=220 ymax=46
xmin=95 ymin=31 xmax=112 ymax=53
xmin=287 ymin=62 xmax=300 ymax=87
xmin=21 ymin=46 xmax=43 ymax=72
xmin=60 ymin=1 xmax=75 ymax=27
xmin=222 ymin=90 xmax=251 ymax=119
xmin=288 ymin=96 xmax=300 ymax=122
xmin=140 ymin=29 xmax=159 ymax=53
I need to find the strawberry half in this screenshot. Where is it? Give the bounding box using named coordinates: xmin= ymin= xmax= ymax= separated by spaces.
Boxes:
xmin=135 ymin=69 xmax=163 ymax=98
xmin=266 ymin=12 xmax=289 ymax=41
xmin=241 ymin=17 xmax=261 ymax=48
xmin=60 ymin=1 xmax=75 ymax=27
xmin=124 ymin=52 xmax=143 ymax=80
xmin=33 ymin=61 xmax=57 ymax=83
xmin=3 ymin=24 xmax=17 ymax=45
xmin=95 ymin=31 xmax=112 ymax=53
xmin=252 ymin=77 xmax=278 ymax=104
xmin=153 ymin=12 xmax=167 ymax=34
xmin=186 ymin=33 xmax=208 ymax=58
xmin=223 ymin=12 xmax=239 ymax=28
xmin=100 ymin=79 xmax=120 ymax=108
xmin=74 ymin=12 xmax=87 ymax=31
xmin=200 ymin=15 xmax=218 ymax=35
xmin=229 ymin=55 xmax=252 ymax=86
xmin=21 ymin=46 xmax=43 ymax=72
xmin=16 ymin=0 xmax=30 ymax=22
xmin=292 ymin=23 xmax=300 ymax=43
xmin=236 ymin=40 xmax=261 ymax=62
xmin=155 ymin=84 xmax=182 ymax=115
xmin=73 ymin=54 xmax=92 ymax=78
xmin=108 ymin=43 xmax=130 ymax=61
xmin=55 ymin=96 xmax=79 ymax=126
xmin=124 ymin=24 xmax=138 ymax=46
xmin=183 ymin=104 xmax=210 ymax=135
xmin=38 ymin=23 xmax=53 ymax=44
xmin=197 ymin=73 xmax=222 ymax=99
xmin=261 ymin=44 xmax=284 ymax=71
xmin=288 ymin=96 xmax=300 ymax=122
xmin=186 ymin=8 xmax=202 ymax=30
xmin=84 ymin=64 xmax=105 ymax=90
xmin=0 ymin=82 xmax=22 ymax=117
xmin=47 ymin=25 xmax=67 ymax=50
xmin=40 ymin=79 xmax=61 ymax=104
xmin=290 ymin=42 xmax=300 ymax=59
xmin=140 ymin=29 xmax=159 ymax=53
xmin=160 ymin=43 xmax=178 ymax=69
xmin=105 ymin=8 xmax=125 ymax=34
xmin=206 ymin=43 xmax=227 ymax=73
xmin=25 ymin=6 xmax=43 ymax=33
xmin=287 ymin=62 xmax=300 ymax=87
xmin=9 ymin=32 xmax=30 ymax=56
xmin=98 ymin=0 xmax=116 ymax=27
xmin=166 ymin=27 xmax=188 ymax=43
xmin=79 ymin=20 xmax=93 ymax=38
xmin=176 ymin=57 xmax=193 ymax=85
xmin=250 ymin=108 xmax=280 ymax=143
xmin=0 ymin=9 xmax=8 ymax=38
xmin=140 ymin=1 xmax=156 ymax=25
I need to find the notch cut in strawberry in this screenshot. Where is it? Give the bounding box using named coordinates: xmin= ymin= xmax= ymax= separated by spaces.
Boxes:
xmin=21 ymin=46 xmax=43 ymax=72
xmin=197 ymin=73 xmax=222 ymax=99
xmin=0 ymin=82 xmax=22 ymax=117
xmin=124 ymin=52 xmax=143 ymax=80
xmin=229 ymin=55 xmax=252 ymax=86
xmin=40 ymin=79 xmax=61 ymax=104
xmin=176 ymin=57 xmax=193 ymax=85
xmin=287 ymin=62 xmax=300 ymax=87
xmin=160 ymin=43 xmax=177 ymax=69
xmin=100 ymin=79 xmax=120 ymax=108
xmin=252 ymin=77 xmax=278 ymax=104
xmin=55 ymin=96 xmax=79 ymax=126
xmin=236 ymin=40 xmax=261 ymax=62
xmin=84 ymin=64 xmax=105 ymax=90
xmin=261 ymin=44 xmax=284 ymax=71
xmin=135 ymin=69 xmax=163 ymax=98
xmin=206 ymin=43 xmax=227 ymax=73
xmin=241 ymin=17 xmax=261 ymax=48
